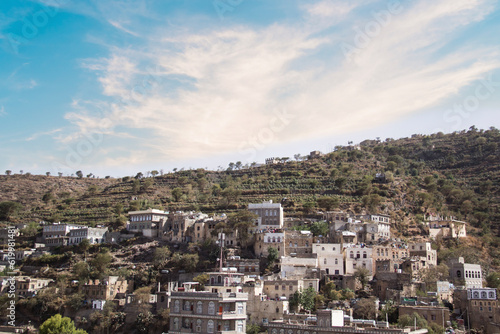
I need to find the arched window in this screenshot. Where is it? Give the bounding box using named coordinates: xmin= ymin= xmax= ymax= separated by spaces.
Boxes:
xmin=363 ymin=251 xmax=367 ymax=258
xmin=173 ymin=318 xmax=179 ymax=330
xmin=174 ymin=300 xmax=180 ymax=312
xmin=208 ymin=301 xmax=215 ymax=315
xmin=197 ymin=301 xmax=203 ymax=313
xmin=196 ymin=319 xmax=202 ymax=332
xmin=207 ymin=320 xmax=214 ymax=333
xmin=184 ymin=301 xmax=190 ymax=311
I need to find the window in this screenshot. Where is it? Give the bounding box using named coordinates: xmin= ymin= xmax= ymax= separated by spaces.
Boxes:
xmin=207 ymin=320 xmax=214 ymax=333
xmin=197 ymin=301 xmax=203 ymax=314
xmin=174 ymin=300 xmax=180 ymax=312
xmin=282 ymin=284 xmax=286 ymax=290
xmin=237 ymin=320 xmax=244 ymax=332
xmin=185 ymin=301 xmax=191 ymax=311
xmin=237 ymin=302 xmax=244 ymax=314
xmin=173 ymin=318 xmax=179 ymax=330
xmin=196 ymin=319 xmax=202 ymax=332
xmin=324 ymin=258 xmax=327 ymax=265
xmin=208 ymin=302 xmax=215 ymax=315
xmin=335 ymin=259 xmax=338 ymax=265
xmin=457 ymin=270 xmax=462 ymax=278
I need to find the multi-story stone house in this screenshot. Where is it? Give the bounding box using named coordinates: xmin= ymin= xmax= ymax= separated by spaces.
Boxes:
xmin=169 ymin=272 xmax=248 ymax=334
xmin=454 ymin=288 xmax=500 ymax=333
xmin=68 ymin=226 xmax=108 ymax=245
xmin=285 ymin=230 xmax=313 ymax=256
xmin=312 ymin=243 xmax=344 ymax=276
xmin=128 ymin=208 xmax=169 ymax=237
xmin=449 ymin=257 xmax=482 ymax=288
xmin=425 ymin=215 xmax=467 ymax=239
xmin=225 ymin=258 xmax=260 ymax=276
xmin=248 ymin=200 xmax=284 ymax=230
xmin=344 ymin=245 xmax=374 ymax=276
xmin=254 ymin=231 xmax=285 ymax=257
xmin=408 ymin=242 xmax=437 ymax=267
xmin=373 ymin=244 xmax=408 ymax=273
xmin=42 ymin=223 xmax=84 ymax=247
xmin=80 ymin=276 xmax=131 ymax=302
xmin=163 ymin=212 xmax=207 ymax=242
xmin=262 ymin=278 xmax=319 ymax=301
xmin=15 ymin=277 xmax=53 ymax=297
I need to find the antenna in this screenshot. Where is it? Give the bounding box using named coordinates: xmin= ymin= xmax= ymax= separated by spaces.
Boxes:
xmin=218 ymin=233 xmax=225 ymax=273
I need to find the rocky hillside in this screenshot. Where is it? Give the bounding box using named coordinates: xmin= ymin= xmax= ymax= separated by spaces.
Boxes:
xmin=0 ymin=127 xmax=499 ymax=255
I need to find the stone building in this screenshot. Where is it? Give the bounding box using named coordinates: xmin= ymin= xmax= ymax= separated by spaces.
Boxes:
xmin=254 ymin=231 xmax=285 ymax=257
xmin=248 ymin=200 xmax=284 ymax=229
xmin=128 ymin=208 xmax=169 ymax=236
xmin=399 ymin=305 xmax=449 ymax=327
xmin=449 ymin=257 xmax=482 ymax=288
xmin=68 ymin=226 xmax=108 ymax=245
xmin=344 ymin=245 xmax=374 ymax=276
xmin=80 ymin=276 xmax=131 ymax=301
xmin=312 ymin=243 xmax=344 ymax=276
xmin=285 ymin=231 xmax=313 ymax=256
xmin=454 ymin=288 xmax=500 ymax=333
xmin=15 ymin=277 xmax=53 ymax=297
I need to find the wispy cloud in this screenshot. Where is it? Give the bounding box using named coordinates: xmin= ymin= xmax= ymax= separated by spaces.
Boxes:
xmin=15 ymin=79 xmax=38 ymax=90
xmin=0 ymin=106 xmax=6 ymax=117
xmin=26 ymin=128 xmax=62 ymax=141
xmin=59 ymin=0 xmax=499 ymax=165
xmin=108 ymin=20 xmax=140 ymax=37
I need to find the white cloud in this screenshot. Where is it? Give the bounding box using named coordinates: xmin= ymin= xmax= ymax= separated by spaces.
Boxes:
xmin=61 ymin=0 xmax=500 ymax=165
xmin=26 ymin=128 xmax=62 ymax=141
xmin=108 ymin=20 xmax=140 ymax=37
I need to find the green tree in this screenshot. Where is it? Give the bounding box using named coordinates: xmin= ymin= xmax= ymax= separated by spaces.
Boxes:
xmin=73 ymin=261 xmax=90 ymax=282
xmin=398 ymin=312 xmax=428 ymax=329
xmin=310 ymin=221 xmax=329 ymax=237
xmin=354 ymin=267 xmax=371 ymax=289
xmin=171 ymin=253 xmax=199 ymax=273
xmin=20 ymin=221 xmax=39 ymax=237
xmin=193 ymin=273 xmax=209 ymax=291
xmin=0 ymin=201 xmax=23 ymax=221
xmin=301 ymin=287 xmax=317 ymax=312
xmin=39 ymin=314 xmax=87 ymax=334
xmin=267 ymin=247 xmax=279 ymax=265
xmin=228 ymin=210 xmax=258 ymax=247
xmin=171 ymin=188 xmax=184 ymax=202
xmin=353 ymin=297 xmax=377 ymax=320
xmin=486 ymin=272 xmax=500 ymax=289
xmin=5 ymin=170 xmax=11 ymax=175
xmin=153 ymin=246 xmax=171 ymax=269
xmin=91 ymin=251 xmax=112 ymax=278
xmin=317 ymin=196 xmax=339 ymax=211
xmin=246 ymin=323 xmax=261 ymax=334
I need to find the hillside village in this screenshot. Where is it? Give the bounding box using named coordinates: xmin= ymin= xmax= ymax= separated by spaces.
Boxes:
xmin=0 ymin=129 xmax=499 ymax=334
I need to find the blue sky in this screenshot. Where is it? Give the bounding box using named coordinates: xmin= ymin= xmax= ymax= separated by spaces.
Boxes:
xmin=1 ymin=0 xmax=499 ymax=177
